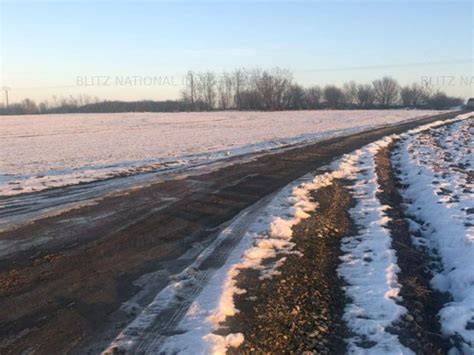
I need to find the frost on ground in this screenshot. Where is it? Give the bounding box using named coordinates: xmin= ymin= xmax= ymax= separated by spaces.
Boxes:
xmin=395 ymin=114 xmax=474 ymax=351
xmin=0 ymin=110 xmax=442 ymax=196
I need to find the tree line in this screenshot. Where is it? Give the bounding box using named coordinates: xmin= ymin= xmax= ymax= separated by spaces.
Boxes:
xmin=0 ymin=68 xmax=464 ymax=115
xmin=180 ymin=68 xmax=463 ymax=111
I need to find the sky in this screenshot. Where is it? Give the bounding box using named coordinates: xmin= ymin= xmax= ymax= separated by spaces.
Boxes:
xmin=1 ymin=0 xmax=473 ymax=103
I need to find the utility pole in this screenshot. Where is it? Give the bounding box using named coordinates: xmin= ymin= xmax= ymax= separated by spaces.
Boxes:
xmin=2 ymin=87 xmax=10 ymax=108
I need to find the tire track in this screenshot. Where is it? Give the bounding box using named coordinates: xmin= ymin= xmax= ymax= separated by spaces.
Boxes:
xmin=0 ymin=111 xmax=462 ymax=354
xmin=108 ymin=193 xmax=276 ymax=354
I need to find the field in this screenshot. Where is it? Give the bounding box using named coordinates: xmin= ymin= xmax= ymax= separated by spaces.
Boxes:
xmin=0 ymin=110 xmax=473 ymax=355
xmin=0 ymin=110 xmax=441 ymax=196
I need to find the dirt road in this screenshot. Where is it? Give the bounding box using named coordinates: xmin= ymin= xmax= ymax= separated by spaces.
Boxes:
xmin=0 ymin=111 xmax=460 ymax=354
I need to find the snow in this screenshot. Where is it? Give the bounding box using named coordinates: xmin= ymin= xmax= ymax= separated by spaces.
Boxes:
xmin=105 ymin=152 xmax=361 ymax=353
xmin=153 ymin=136 xmax=415 ymax=355
xmin=100 ymin=112 xmax=472 ymax=354
xmin=105 ymin=172 xmax=327 ymax=354
xmin=337 ymin=138 xmax=412 ymax=354
xmin=0 ymin=109 xmax=442 ymax=196
xmin=394 ymin=114 xmax=474 ymax=351
xmin=334 ymin=114 xmax=472 ymax=353
xmin=105 ymin=139 xmax=390 ymax=353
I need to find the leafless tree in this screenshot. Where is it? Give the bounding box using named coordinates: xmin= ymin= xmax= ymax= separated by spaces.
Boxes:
xmin=181 ymin=71 xmax=197 ymax=109
xmin=356 ymin=84 xmax=376 ymax=107
xmin=217 ymin=72 xmax=234 ymax=110
xmin=285 ymin=84 xmax=306 ymax=110
xmin=233 ymin=68 xmax=247 ymax=110
xmin=195 ymin=71 xmax=217 ymax=110
xmin=343 ymin=81 xmax=358 ymax=106
xmin=324 ymin=85 xmax=344 ymax=108
xmin=304 ymin=86 xmax=322 ymax=109
xmin=427 ymin=91 xmax=463 ymax=110
xmin=254 ymin=68 xmax=292 ymax=110
xmin=372 ymin=76 xmax=400 ymax=106
xmin=271 ymin=68 xmax=292 ymax=110
xmin=400 ymin=83 xmax=426 ymax=107
xmin=21 ymin=99 xmax=38 ymax=114
xmin=237 ymin=68 xmax=261 ymax=110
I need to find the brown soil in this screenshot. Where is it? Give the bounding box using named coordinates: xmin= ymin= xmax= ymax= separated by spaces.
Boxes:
xmin=374 ymin=142 xmax=451 ymax=354
xmin=225 ymin=180 xmax=353 ymax=354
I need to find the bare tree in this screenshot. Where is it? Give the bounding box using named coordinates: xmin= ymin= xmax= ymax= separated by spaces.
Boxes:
xmin=181 ymin=71 xmax=197 ymax=109
xmin=271 ymin=68 xmax=292 ymax=110
xmin=233 ymin=68 xmax=247 ymax=110
xmin=356 ymin=84 xmax=376 ymax=108
xmin=21 ymin=99 xmax=39 ymax=114
xmin=324 ymin=85 xmax=344 ymax=108
xmin=194 ymin=71 xmax=217 ymax=110
xmin=427 ymin=91 xmax=463 ymax=109
xmin=304 ymin=86 xmax=322 ymax=109
xmin=400 ymin=83 xmax=427 ymax=107
xmin=238 ymin=68 xmax=261 ymax=110
xmin=204 ymin=72 xmax=217 ymax=109
xmin=2 ymin=87 xmax=11 ymax=108
xmin=372 ymin=76 xmax=400 ymax=107
xmin=254 ymin=68 xmax=292 ymax=110
xmin=285 ymin=84 xmax=306 ymax=110
xmin=39 ymin=100 xmax=50 ymax=113
xmin=399 ymin=81 xmax=437 ymax=108
xmin=217 ymin=72 xmax=234 ymax=110
xmin=343 ymin=81 xmax=358 ymax=106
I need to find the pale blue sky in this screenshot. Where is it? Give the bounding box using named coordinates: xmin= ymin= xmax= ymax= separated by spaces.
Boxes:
xmin=1 ymin=0 xmax=473 ymax=102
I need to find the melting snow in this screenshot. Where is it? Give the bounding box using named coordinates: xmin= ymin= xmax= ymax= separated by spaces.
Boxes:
xmin=103 ymin=112 xmax=471 ymax=354
xmin=337 ymin=138 xmax=411 ymax=354
xmin=395 ymin=113 xmax=474 ymax=352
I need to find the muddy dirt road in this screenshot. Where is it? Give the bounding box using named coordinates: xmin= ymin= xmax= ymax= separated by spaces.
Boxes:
xmin=0 ymin=111 xmax=460 ymax=354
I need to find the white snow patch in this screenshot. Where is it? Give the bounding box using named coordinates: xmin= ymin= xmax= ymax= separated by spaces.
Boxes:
xmin=107 ymin=148 xmax=363 ymax=354
xmin=337 ymin=137 xmax=412 ymax=354
xmin=156 ymin=171 xmax=341 ymax=354
xmin=336 ymin=113 xmax=472 ymax=353
xmin=395 ymin=113 xmax=474 ymax=351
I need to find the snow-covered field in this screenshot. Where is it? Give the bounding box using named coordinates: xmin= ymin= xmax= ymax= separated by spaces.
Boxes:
xmin=103 ymin=113 xmax=473 ymax=354
xmin=0 ymin=110 xmax=442 ymax=196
